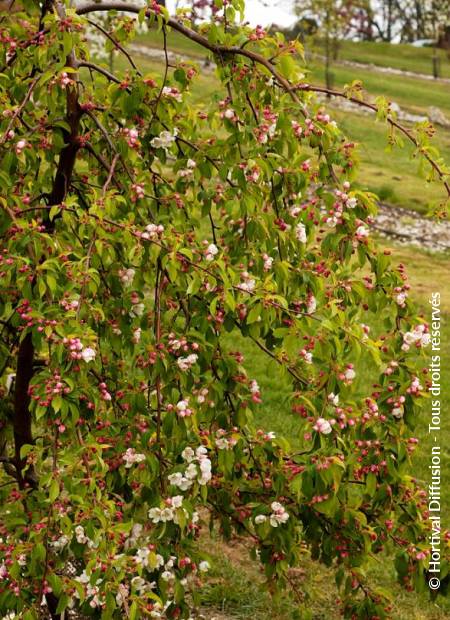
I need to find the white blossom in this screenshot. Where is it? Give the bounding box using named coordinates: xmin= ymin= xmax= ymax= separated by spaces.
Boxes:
xmin=170 ymin=495 xmax=183 ymax=509
xmin=177 ymin=354 xmax=198 ymax=371
xmin=81 ymin=347 xmax=96 ymax=363
xmin=392 ymin=406 xmax=404 ymax=419
xmin=254 ymin=514 xmax=267 ymax=524
xmin=119 ymin=268 xmax=135 ymax=286
xmin=151 ymin=129 xmax=177 ymax=150
xmin=130 ymin=303 xmax=145 ymax=318
xmin=295 ymin=223 xmax=307 ymax=243
xmin=122 ymin=448 xmax=146 ymax=468
xmin=306 ymin=294 xmax=317 ymax=314
xmin=344 ymin=366 xmax=356 ymax=382
xmin=181 ymin=447 xmax=195 ymax=462
xmin=75 ymin=525 xmax=88 ymax=544
xmin=328 ymin=392 xmax=339 ymax=406
xmin=205 ymin=243 xmax=219 ymax=261
xmin=402 ymin=324 xmax=430 ymax=351
xmin=198 ymin=561 xmax=210 ymax=572
xmin=356 ymin=225 xmax=369 ymax=240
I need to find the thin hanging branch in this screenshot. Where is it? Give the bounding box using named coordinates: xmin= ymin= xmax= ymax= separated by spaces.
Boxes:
xmin=294 ymin=83 xmax=450 ymax=197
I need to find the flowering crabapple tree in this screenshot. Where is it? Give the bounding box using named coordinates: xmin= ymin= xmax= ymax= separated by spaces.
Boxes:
xmin=1 ymin=1 xmax=449 ymax=619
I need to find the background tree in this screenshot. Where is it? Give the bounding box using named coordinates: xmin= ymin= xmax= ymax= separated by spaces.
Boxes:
xmin=294 ymin=0 xmax=364 ymax=88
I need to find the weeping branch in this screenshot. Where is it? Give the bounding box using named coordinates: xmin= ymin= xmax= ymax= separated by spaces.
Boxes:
xmin=76 ymin=2 xmax=450 ymax=200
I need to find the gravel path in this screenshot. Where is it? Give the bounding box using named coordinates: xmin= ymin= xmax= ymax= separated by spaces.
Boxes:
xmin=374 ymin=204 xmax=450 ymax=251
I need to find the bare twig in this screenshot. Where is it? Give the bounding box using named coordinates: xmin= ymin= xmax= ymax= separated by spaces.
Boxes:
xmin=86 ymin=18 xmax=141 ymax=73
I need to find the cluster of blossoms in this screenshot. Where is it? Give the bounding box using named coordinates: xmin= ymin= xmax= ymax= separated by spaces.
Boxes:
xmin=323 ymin=185 xmax=357 ymax=227
xmin=74 ymin=570 xmax=103 ymax=608
xmin=167 ymin=445 xmax=212 ymax=491
xmin=249 ymin=24 xmax=266 ymax=41
xmin=300 ymin=348 xmax=313 ymax=364
xmin=148 ymin=495 xmax=184 ymax=524
xmin=340 ymin=364 xmax=356 ymax=385
xmin=355 ymin=224 xmax=369 ymax=241
xmin=131 ymin=182 xmax=145 ymax=202
xmin=141 ymin=223 xmax=164 ymax=240
xmin=305 ymin=292 xmax=317 ymax=314
xmin=408 ymin=376 xmax=423 ymax=395
xmin=245 ymin=165 xmax=260 ymax=183
xmin=219 ymin=98 xmax=238 ymax=123
xmin=402 ymin=324 xmax=430 ymax=351
xmin=215 ymin=428 xmax=238 ymax=450
xmin=262 ymin=253 xmax=273 ymax=271
xmin=254 ymin=107 xmax=278 ymax=143
xmin=291 ymin=120 xmax=303 ymax=138
xmin=171 ymin=399 xmax=193 ymax=418
xmin=122 ymin=448 xmax=146 ymax=468
xmin=62 ymin=337 xmax=96 ymax=363
xmin=295 ymin=222 xmax=307 ymax=243
xmin=178 ymin=158 xmax=196 ymax=178
xmin=98 ymin=381 xmax=112 ymax=401
xmin=249 ymin=379 xmax=262 ymax=403
xmin=122 ymin=127 xmax=139 ymax=148
xmin=15 ymin=139 xmax=27 ymax=155
xmin=391 ymin=396 xmax=406 ymax=419
xmin=176 ymin=353 xmax=198 ymax=372
xmin=28 ymin=372 xmax=70 ymax=410
xmin=395 ymin=286 xmax=409 ymax=308
xmin=60 ymin=297 xmax=79 ymax=311
xmin=237 ymin=271 xmax=256 ymax=293
xmin=58 ymin=71 xmax=73 ymax=88
xmin=255 ymin=501 xmax=290 ymax=527
xmin=75 ymin=525 xmax=97 ymax=549
xmin=384 ymin=360 xmax=399 ymax=376
xmin=119 ymin=267 xmax=135 ymax=286
xmin=50 ymin=533 xmax=71 ymax=552
xmin=314 ymin=417 xmax=333 ymax=435
xmin=161 ymin=86 xmax=182 ymax=102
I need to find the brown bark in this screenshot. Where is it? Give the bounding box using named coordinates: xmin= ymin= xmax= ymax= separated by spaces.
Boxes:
xmin=12 ymin=3 xmax=82 ymax=491
xmin=13 ymin=333 xmax=37 ymax=488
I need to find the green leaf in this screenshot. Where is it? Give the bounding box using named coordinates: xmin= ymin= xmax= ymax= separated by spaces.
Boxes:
xmin=365 ymin=473 xmax=377 ymax=497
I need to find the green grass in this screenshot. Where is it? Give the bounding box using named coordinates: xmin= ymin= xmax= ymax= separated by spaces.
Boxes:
xmin=135 ymin=27 xmax=450 ymax=118
xmin=307 ymin=61 xmax=450 ymax=118
xmin=333 ymin=110 xmax=450 ymax=213
xmin=314 ymin=39 xmax=450 ymax=80
xmin=134 ymin=26 xmax=208 ymax=59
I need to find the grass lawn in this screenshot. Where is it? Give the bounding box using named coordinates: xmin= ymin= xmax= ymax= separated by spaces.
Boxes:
xmin=333 ymin=110 xmax=450 ymax=213
xmin=307 ymin=61 xmax=450 ymax=118
xmin=201 ymin=241 xmax=450 ymax=619
xmin=135 ymin=27 xmax=450 ymax=117
xmin=134 ymin=26 xmax=208 ymax=59
xmin=314 ymin=39 xmax=450 ymax=81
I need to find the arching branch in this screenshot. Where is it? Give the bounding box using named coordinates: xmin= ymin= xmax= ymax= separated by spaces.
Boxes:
xmin=75 ymin=3 xmax=450 ymax=200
